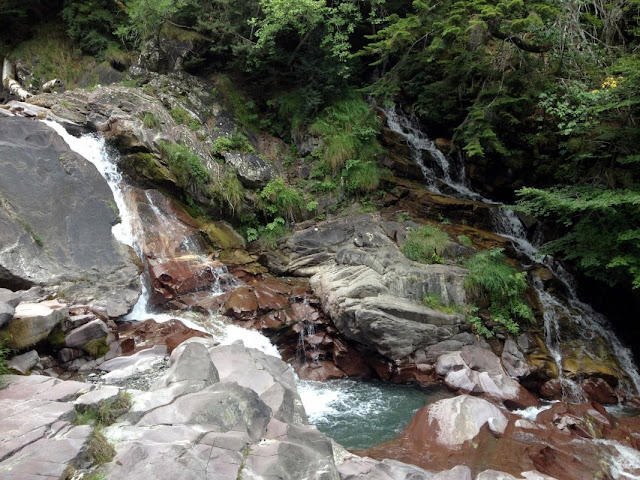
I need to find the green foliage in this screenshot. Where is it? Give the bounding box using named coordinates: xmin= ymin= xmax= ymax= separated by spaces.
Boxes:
xmin=88 ymin=429 xmax=116 ymax=465
xmin=76 ymin=391 xmax=132 ymax=428
xmin=466 ymin=305 xmax=494 ymax=338
xmin=159 ymin=142 xmax=211 ymax=195
xmin=401 ymin=224 xmax=452 ymax=264
xmin=342 ymin=160 xmax=381 ymax=195
xmin=215 ymin=75 xmax=261 ymax=132
xmin=84 ymin=338 xmax=109 ymax=358
xmin=0 ymin=344 xmax=10 ymax=386
xmin=457 ymin=235 xmax=473 ymax=248
xmin=464 ymin=248 xmax=534 ymax=336
xmin=211 ymin=169 xmax=245 ymax=215
xmin=169 ymin=106 xmax=200 ymax=130
xmin=246 ymin=217 xmax=286 ymax=248
xmin=61 ymin=0 xmax=124 ymax=57
xmin=211 ymin=132 xmax=255 ymax=155
xmin=309 ymin=94 xmax=383 ymax=171
xmin=10 ymin=23 xmax=97 ymax=88
xmin=423 ymin=293 xmax=462 ymax=314
xmin=260 ymin=177 xmax=305 ymax=222
xmin=517 ymin=186 xmax=640 ymax=289
xmin=141 ymin=112 xmax=160 ymax=129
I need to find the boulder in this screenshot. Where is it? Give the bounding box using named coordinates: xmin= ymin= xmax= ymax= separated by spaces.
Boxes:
xmin=222 ymin=152 xmax=276 ymax=188
xmin=2 ymin=300 xmax=67 ymax=350
xmin=152 ymin=341 xmax=219 ymax=394
xmin=137 ymin=381 xmax=272 ymax=441
xmin=63 ymin=319 xmax=110 ymax=350
xmin=0 ymin=301 xmax=13 ymax=328
xmin=6 ymin=350 xmax=39 ymax=374
xmin=0 ymin=288 xmax=20 ymax=308
xmin=74 ymin=385 xmax=121 ymax=410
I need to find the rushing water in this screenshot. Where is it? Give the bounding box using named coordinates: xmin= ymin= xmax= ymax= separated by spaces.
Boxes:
xmin=382 ymin=105 xmax=640 ymax=399
xmin=44 ymin=120 xmax=431 ymax=449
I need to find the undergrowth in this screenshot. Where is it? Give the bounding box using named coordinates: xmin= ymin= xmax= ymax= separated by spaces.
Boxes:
xmin=260 ymin=177 xmax=305 ymax=223
xmin=464 ymin=248 xmax=534 ymax=336
xmin=402 ymin=225 xmax=452 ymax=264
xmin=160 ymin=142 xmax=211 ymax=195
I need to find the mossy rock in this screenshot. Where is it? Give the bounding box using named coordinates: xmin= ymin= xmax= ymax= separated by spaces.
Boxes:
xmin=200 ymin=221 xmax=245 ymax=250
xmin=83 ymin=338 xmax=109 ymax=359
xmin=120 ymin=152 xmax=177 ymax=187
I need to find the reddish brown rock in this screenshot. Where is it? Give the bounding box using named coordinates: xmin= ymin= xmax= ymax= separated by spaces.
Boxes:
xmin=253 ymin=283 xmax=289 ymax=311
xmin=581 ymin=378 xmax=618 ymax=405
xmin=223 ymin=286 xmax=258 ymax=319
xmin=118 ymin=319 xmax=209 ymax=354
xmin=332 ymin=338 xmax=373 ymax=378
xmin=297 ymin=361 xmax=346 ymax=381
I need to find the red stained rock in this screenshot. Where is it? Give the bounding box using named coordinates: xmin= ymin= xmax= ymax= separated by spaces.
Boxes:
xmin=118 ymin=319 xmax=209 ymax=354
xmin=582 ymin=378 xmax=618 ymax=405
xmin=223 ymin=286 xmax=258 ymax=319
xmin=254 ymin=283 xmax=289 ymax=311
xmin=297 ymin=361 xmax=346 ymax=381
xmin=333 ymin=338 xmax=373 ymax=377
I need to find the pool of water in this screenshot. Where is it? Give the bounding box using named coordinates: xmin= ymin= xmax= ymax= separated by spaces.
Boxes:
xmin=298 ymin=378 xmax=452 ymax=450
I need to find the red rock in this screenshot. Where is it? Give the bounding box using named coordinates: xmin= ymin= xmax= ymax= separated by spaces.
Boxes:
xmin=333 ymin=338 xmax=373 ymax=377
xmin=118 ymin=319 xmax=208 ymax=354
xmin=223 ymin=286 xmax=258 ymax=319
xmin=254 ymin=283 xmax=289 ymax=311
xmin=540 ymin=379 xmax=562 ymax=400
xmin=297 ymin=361 xmax=346 ymax=381
xmin=582 ymin=378 xmax=618 ymax=405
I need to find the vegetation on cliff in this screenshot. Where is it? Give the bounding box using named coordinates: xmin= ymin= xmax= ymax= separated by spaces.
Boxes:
xmin=2 ymin=0 xmax=639 ymax=309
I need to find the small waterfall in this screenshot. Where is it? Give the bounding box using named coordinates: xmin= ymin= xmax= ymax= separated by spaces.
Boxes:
xmin=382 ymin=107 xmax=640 ymax=398
xmin=295 ymin=296 xmax=318 ymax=365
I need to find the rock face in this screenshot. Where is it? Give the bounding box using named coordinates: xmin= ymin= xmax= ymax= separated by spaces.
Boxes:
xmin=0 ymin=117 xmax=139 ymax=312
xmin=105 ymin=338 xmax=340 ymax=480
xmin=266 ymin=214 xmax=467 ymax=372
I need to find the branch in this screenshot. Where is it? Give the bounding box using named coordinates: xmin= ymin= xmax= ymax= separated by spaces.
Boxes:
xmin=487 ymin=18 xmax=552 ymax=53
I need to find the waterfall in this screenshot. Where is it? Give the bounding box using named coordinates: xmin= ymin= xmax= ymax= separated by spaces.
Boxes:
xmin=381 ymin=106 xmax=640 ymax=397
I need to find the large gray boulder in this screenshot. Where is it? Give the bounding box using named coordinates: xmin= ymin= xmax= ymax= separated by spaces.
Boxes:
xmin=63 ymin=318 xmax=110 ymax=349
xmin=0 ymin=117 xmax=139 ymax=313
xmin=2 ymin=300 xmax=67 ymax=350
xmin=270 ymin=214 xmax=468 ymax=363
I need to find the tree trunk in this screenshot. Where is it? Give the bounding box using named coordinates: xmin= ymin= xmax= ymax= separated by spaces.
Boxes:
xmin=2 ymin=57 xmax=32 ymax=101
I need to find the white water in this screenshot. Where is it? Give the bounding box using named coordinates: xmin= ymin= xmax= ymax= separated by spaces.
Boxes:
xmin=45 ymin=121 xmax=366 ymax=424
xmin=382 ymin=106 xmax=640 ymax=397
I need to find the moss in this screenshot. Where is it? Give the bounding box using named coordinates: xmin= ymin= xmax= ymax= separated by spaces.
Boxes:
xmin=46 ymin=326 xmax=66 ymax=348
xmin=83 ymin=338 xmax=109 ymax=359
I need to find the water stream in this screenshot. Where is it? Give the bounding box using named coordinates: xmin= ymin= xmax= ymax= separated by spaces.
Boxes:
xmin=382 ymin=105 xmax=640 ymax=399
xmin=45 ymin=120 xmax=429 ymax=450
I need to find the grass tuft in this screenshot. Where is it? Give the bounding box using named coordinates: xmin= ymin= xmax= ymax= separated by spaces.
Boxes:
xmin=401 ymin=224 xmax=452 ymax=264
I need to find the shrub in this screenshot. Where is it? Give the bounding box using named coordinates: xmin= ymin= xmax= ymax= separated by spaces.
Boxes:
xmin=88 ymin=429 xmax=116 ymax=464
xmin=212 ymin=169 xmax=245 ymax=214
xmin=170 ymin=106 xmax=200 ymax=130
xmin=0 ymin=344 xmax=10 ymax=387
xmin=260 ymin=177 xmax=305 ymax=222
xmin=401 ymin=225 xmax=452 ymax=264
xmin=464 ymin=248 xmax=534 ymax=336
xmin=342 ymin=159 xmax=381 ymax=194
xmin=160 ymin=142 xmax=210 ymax=195
xmin=211 ymin=132 xmax=255 ymax=155
xmin=309 ymin=94 xmax=383 ymax=171
xmin=457 ymin=234 xmax=473 ymax=247
xmin=141 ymin=112 xmax=160 ymax=129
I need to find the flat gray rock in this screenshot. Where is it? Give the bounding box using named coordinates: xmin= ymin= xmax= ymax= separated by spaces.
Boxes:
xmin=3 ymin=300 xmax=67 ymax=350
xmin=6 ymin=350 xmax=39 ymax=374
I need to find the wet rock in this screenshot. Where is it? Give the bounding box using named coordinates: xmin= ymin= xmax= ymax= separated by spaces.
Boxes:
xmin=223 ymin=286 xmax=259 ymax=319
xmin=502 ymin=339 xmax=532 ymax=379
xmin=581 ymin=378 xmax=617 ymax=405
xmin=63 ymin=318 xmax=110 ymax=350
xmin=6 ymin=350 xmax=39 ymax=374
xmin=2 ymin=300 xmax=68 ymax=350
xmin=413 ymin=395 xmax=509 ymax=447
xmin=222 ymin=152 xmax=276 ymax=188
xmin=117 ymin=318 xmax=210 ymax=354
xmin=0 ymin=117 xmax=140 ymax=310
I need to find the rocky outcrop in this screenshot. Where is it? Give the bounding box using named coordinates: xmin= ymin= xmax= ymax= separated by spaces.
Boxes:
xmin=0 ymin=117 xmax=139 ymax=313
xmin=262 ymin=214 xmax=468 ymax=375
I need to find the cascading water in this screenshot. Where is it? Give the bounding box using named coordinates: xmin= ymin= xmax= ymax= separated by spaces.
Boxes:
xmin=381 ymin=105 xmax=640 ymax=398
xmin=44 ymin=120 xmax=426 ymax=447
